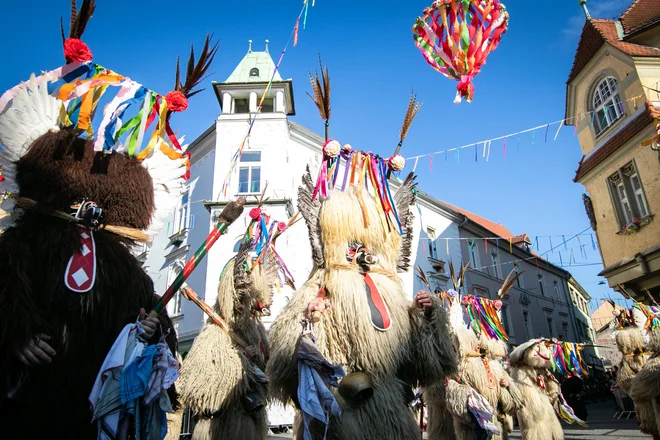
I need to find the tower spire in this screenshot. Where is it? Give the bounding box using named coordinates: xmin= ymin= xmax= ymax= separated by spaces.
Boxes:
xmin=265 ymin=40 xmax=269 ymax=53
xmin=248 ymin=40 xmax=253 ymax=53
xmin=578 ymin=0 xmax=591 ymax=19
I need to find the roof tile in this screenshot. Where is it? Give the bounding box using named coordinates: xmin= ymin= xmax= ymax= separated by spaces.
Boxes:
xmin=620 ymin=0 xmax=660 ymax=35
xmin=573 ymin=101 xmax=658 ymax=182
xmin=566 ymin=19 xmax=660 ymax=85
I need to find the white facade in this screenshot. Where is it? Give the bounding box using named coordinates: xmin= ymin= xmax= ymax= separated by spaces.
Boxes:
xmin=143 ymin=43 xmax=463 ymax=352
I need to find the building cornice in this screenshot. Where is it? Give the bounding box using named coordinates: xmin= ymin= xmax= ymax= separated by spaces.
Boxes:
xmin=187 ymin=121 xmax=216 ymax=164
xmin=212 ymin=80 xmax=296 ymax=116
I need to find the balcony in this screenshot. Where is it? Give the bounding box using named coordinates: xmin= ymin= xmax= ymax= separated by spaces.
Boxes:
xmin=427 ymin=257 xmax=446 ymax=273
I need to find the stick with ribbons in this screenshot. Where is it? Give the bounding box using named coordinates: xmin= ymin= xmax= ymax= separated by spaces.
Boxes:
xmin=150 ymin=197 xmax=246 ymax=317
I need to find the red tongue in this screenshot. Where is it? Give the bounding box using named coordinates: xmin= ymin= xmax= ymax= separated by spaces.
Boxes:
xmin=364 ymin=273 xmax=391 ymax=331
xmin=64 ymin=227 xmax=97 ymax=293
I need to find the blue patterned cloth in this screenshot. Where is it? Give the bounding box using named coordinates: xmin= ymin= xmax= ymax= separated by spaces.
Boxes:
xmin=296 ymin=332 xmax=344 ymax=440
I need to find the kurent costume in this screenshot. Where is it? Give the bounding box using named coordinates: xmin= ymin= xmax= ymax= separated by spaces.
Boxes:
xmin=0 ymin=2 xmax=215 ymax=438
xmin=425 ymin=269 xmax=523 ymax=440
xmin=508 ymin=340 xmax=564 ymax=440
xmin=267 ymin=139 xmax=457 ymax=440
xmin=619 ymin=304 xmax=660 ymax=439
xmin=179 ymin=208 xmax=295 ymax=440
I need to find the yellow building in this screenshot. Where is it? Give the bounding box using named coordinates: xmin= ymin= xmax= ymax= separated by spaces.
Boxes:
xmin=565 ymin=0 xmax=660 ymax=303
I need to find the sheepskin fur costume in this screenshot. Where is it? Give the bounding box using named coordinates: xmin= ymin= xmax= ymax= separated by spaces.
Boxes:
xmin=509 ymin=339 xmax=564 ymax=440
xmin=427 ymin=300 xmax=520 ymax=440
xmin=178 ymin=250 xmax=272 ymax=440
xmin=267 ymin=176 xmax=457 ymax=440
xmin=629 ymin=328 xmax=660 ymax=438
xmin=484 ymin=338 xmax=524 ymax=440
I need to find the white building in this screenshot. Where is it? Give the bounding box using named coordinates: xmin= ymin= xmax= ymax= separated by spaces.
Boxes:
xmin=143 ymin=41 xmax=464 ymax=354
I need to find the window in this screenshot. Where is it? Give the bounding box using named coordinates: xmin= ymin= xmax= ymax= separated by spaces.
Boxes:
xmin=561 ymin=322 xmax=569 ymax=340
xmin=523 ymin=311 xmax=532 ymax=339
xmin=547 ymin=317 xmax=554 ymax=337
xmin=234 ymin=98 xmax=250 ymax=114
xmin=427 ymin=227 xmax=438 ymax=259
xmin=259 ymin=97 xmax=275 ymax=113
xmin=491 ymin=253 xmax=501 ymax=279
xmin=249 ymin=68 xmax=259 ymax=77
xmin=238 ymin=151 xmax=262 ymax=194
xmin=553 ymin=280 xmax=560 ymax=300
xmin=608 ymin=161 xmax=651 ymax=229
xmin=593 ymin=76 xmax=623 ymax=136
xmin=474 ymin=286 xmax=489 ymax=298
xmin=538 ymin=275 xmax=545 ymax=296
xmin=469 ymin=243 xmax=480 ymax=270
xmin=169 ymin=186 xmax=192 ymax=236
xmin=501 ymin=304 xmax=510 ymax=334
xmin=167 ymin=262 xmax=184 ymax=316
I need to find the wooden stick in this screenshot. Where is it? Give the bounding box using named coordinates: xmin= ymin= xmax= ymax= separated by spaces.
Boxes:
xmin=179 ymin=284 xmax=247 ymax=348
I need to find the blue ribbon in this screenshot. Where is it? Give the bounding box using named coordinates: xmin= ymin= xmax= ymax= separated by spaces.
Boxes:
xmin=103 ymin=86 xmax=148 ymax=152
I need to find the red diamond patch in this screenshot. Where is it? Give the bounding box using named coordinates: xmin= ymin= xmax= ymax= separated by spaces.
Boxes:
xmin=64 ymin=228 xmax=96 ymax=293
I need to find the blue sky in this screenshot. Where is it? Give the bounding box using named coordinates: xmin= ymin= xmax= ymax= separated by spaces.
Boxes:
xmin=0 ymin=0 xmax=636 ymax=309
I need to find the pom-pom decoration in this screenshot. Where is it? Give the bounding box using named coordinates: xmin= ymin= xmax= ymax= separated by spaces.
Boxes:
xmin=165 ymin=91 xmax=189 ymax=112
xmin=277 ymin=222 xmax=287 ymax=232
xmin=388 ymin=154 xmax=406 ymax=172
xmin=323 ymin=140 xmax=341 ymax=158
xmin=249 ymin=207 xmax=263 ymax=221
xmin=343 ymin=144 xmax=352 ymax=152
xmin=412 ymin=0 xmax=509 ymax=104
xmin=64 ymin=38 xmax=93 ymax=63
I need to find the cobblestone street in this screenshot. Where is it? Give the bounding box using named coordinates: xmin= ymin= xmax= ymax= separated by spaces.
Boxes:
xmin=508 ymin=402 xmax=651 ymax=440
xmin=266 ymin=402 xmax=651 ymax=440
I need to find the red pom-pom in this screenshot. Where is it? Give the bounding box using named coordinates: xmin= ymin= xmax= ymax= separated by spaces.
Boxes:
xmin=165 ymin=91 xmax=189 ymax=112
xmin=249 ymin=208 xmax=262 ymax=220
xmin=64 ymin=38 xmax=93 ymax=63
xmin=277 ymin=222 xmax=287 ymax=232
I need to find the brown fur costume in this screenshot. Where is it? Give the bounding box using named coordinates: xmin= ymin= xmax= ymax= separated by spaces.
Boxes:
xmin=508 ymin=340 xmax=563 ymax=440
xmin=179 ymin=248 xmax=272 ymax=440
xmin=427 ymin=300 xmax=512 ymax=440
xmin=628 ymin=328 xmax=660 ymax=438
xmin=0 ymin=131 xmax=178 ymax=438
xmin=267 ymin=175 xmax=457 ymax=440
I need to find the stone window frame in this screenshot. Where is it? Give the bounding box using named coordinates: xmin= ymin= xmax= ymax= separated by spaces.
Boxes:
xmin=591 ymin=76 xmax=624 ymax=137
xmin=607 ymin=160 xmax=653 ymax=232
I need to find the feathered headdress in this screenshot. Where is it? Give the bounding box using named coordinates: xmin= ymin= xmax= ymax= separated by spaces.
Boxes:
xmin=0 ymin=1 xmax=218 ymax=239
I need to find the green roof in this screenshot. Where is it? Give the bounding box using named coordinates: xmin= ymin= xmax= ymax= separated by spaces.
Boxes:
xmin=225 ymin=48 xmax=283 ymax=83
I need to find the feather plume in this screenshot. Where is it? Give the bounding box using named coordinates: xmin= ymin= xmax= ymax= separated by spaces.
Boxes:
xmin=297 ymin=166 xmax=324 ymax=268
xmin=175 ymin=34 xmax=219 ymax=99
xmin=60 ymin=0 xmax=95 ymax=44
xmin=399 ymin=92 xmax=422 ymax=145
xmin=498 ymin=266 xmax=525 ymax=298
xmin=393 ymin=172 xmax=417 ymax=272
xmin=306 ymin=55 xmax=331 ymax=124
xmin=415 ymin=265 xmax=431 ymax=291
xmin=0 ymin=74 xmax=61 ymax=227
xmin=140 ymin=140 xmax=190 ymax=239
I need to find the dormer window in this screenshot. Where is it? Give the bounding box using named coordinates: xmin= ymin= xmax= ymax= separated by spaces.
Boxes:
xmin=249 ymin=68 xmax=259 ymax=77
xmin=592 ymin=76 xmax=623 ymax=136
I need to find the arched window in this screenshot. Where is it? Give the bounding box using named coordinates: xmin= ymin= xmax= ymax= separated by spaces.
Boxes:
xmin=592 ymin=76 xmax=623 ymax=136
xmin=249 ymin=68 xmax=259 ymax=77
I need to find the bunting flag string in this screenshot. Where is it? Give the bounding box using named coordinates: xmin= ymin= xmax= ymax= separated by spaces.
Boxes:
xmin=221 ymin=0 xmax=314 ymax=197
xmin=405 ymin=93 xmax=648 ymax=166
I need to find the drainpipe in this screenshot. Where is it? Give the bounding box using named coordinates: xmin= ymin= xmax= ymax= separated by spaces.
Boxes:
xmin=636 ymin=253 xmax=650 ymax=275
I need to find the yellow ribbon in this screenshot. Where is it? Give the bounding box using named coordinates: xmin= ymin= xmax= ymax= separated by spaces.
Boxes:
xmin=138 ymin=101 xmax=169 ymax=160
xmin=57 ymin=73 xmax=124 ymax=131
